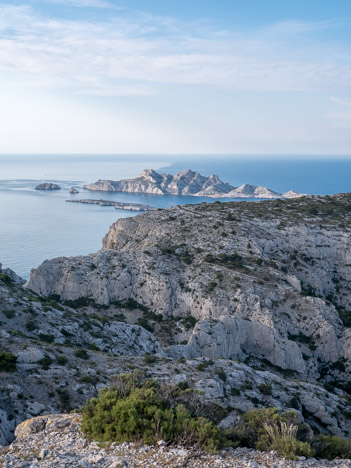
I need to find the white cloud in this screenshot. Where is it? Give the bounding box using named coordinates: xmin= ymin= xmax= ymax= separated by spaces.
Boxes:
xmin=0 ymin=5 xmax=350 ymax=97
xmin=41 ymin=0 xmax=114 ymax=8
xmin=329 ymin=97 xmax=351 ymax=106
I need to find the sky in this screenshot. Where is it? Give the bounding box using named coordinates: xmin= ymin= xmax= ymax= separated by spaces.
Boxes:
xmin=0 ymin=0 xmax=351 ymax=154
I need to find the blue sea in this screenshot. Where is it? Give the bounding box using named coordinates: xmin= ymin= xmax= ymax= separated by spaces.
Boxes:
xmin=1 ymin=154 xmax=351 ymax=279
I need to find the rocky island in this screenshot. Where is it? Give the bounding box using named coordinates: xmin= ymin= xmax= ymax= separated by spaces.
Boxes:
xmin=35 ymin=183 xmax=61 ymax=191
xmin=69 ymin=187 xmax=79 ymax=194
xmin=66 ymin=199 xmax=155 ymax=211
xmin=2 ymin=194 xmax=351 ymax=465
xmin=84 ymin=168 xmax=304 ymax=199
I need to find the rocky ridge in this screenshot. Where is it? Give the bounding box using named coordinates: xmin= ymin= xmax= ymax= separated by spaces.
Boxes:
xmin=26 ymin=194 xmax=351 ymax=384
xmin=2 ymin=414 xmax=351 ymax=468
xmin=83 ymin=169 xmax=303 ymax=199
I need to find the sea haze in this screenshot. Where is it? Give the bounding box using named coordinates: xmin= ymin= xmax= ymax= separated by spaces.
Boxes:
xmin=0 ymin=154 xmax=351 ymax=279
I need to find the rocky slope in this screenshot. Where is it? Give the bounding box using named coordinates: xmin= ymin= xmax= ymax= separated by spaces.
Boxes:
xmin=2 ymin=414 xmax=351 ymax=468
xmin=84 ymin=168 xmax=303 ymax=199
xmin=26 ymin=194 xmax=351 ymax=383
xmin=3 ymin=194 xmax=351 ymax=450
xmin=6 ymin=193 xmax=349 ymax=442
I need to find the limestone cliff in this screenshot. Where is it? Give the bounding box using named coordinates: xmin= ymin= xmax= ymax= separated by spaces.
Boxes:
xmin=26 ymin=194 xmax=351 ymax=388
xmin=83 ymin=168 xmax=303 ymax=199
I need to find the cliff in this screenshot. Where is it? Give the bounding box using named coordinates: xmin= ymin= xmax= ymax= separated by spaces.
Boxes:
xmin=18 ymin=194 xmax=351 ymax=441
xmin=3 ymin=194 xmax=351 ymax=448
xmin=83 ymin=168 xmax=304 ymax=199
xmin=26 ymin=193 xmax=351 ymax=382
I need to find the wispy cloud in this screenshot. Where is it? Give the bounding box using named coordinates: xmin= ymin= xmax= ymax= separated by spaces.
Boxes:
xmin=0 ymin=4 xmax=350 ymax=97
xmin=42 ymin=0 xmax=114 ymax=8
xmin=329 ymin=97 xmax=351 ymax=106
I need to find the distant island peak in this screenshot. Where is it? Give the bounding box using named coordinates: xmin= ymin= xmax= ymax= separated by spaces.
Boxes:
xmin=84 ymin=168 xmax=305 ymax=199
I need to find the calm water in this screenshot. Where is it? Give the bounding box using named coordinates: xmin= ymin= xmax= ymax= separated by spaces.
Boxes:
xmin=1 ymin=154 xmax=350 ymax=279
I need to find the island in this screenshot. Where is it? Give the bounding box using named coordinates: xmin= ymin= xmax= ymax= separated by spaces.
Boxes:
xmin=69 ymin=187 xmax=79 ymax=194
xmin=35 ymin=182 xmax=61 ymax=190
xmin=84 ymin=168 xmax=305 ymax=199
xmin=66 ymin=199 xmax=155 ymax=211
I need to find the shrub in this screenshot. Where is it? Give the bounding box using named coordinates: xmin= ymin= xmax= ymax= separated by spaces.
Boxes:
xmin=4 ymin=310 xmax=15 ymax=319
xmin=74 ymin=349 xmax=89 ymax=360
xmin=39 ymin=355 xmax=52 ymax=370
xmin=143 ymin=353 xmax=158 ymax=364
xmin=259 ymin=422 xmax=313 ymax=460
xmin=81 ymin=379 xmax=221 ymax=452
xmin=215 ymin=368 xmax=227 ymax=382
xmin=225 ymin=407 xmax=306 ymax=451
xmin=39 ymin=333 xmax=55 ymax=343
xmin=0 ymin=351 xmax=17 ymax=372
xmin=25 ymin=320 xmax=38 ymax=331
xmin=258 ymin=383 xmax=272 ymax=395
xmin=314 ymin=435 xmax=351 ymax=460
xmin=0 ymin=274 xmax=13 ymax=285
xmin=56 ymin=356 xmax=68 ymax=366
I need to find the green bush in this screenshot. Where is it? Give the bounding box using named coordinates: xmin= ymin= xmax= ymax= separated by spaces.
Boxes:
xmin=315 ymin=435 xmax=351 ymax=460
xmin=39 ymin=355 xmax=52 ymax=370
xmin=224 ymin=407 xmax=313 ymax=459
xmin=0 ymin=351 xmax=17 ymax=372
xmin=81 ymin=376 xmax=221 ymax=452
xmin=80 ymin=376 xmax=351 ymax=460
xmin=56 ymin=356 xmax=68 ymax=366
xmin=259 ymin=421 xmax=313 ymax=460
xmin=0 ymin=274 xmax=13 ymax=285
xmin=258 ymin=383 xmax=272 ymax=395
xmin=74 ymin=349 xmax=89 ymax=360
xmin=214 ymin=368 xmax=227 ymax=382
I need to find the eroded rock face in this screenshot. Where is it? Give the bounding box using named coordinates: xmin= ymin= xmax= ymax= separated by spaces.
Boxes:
xmin=25 ymin=195 xmax=351 ymax=383
xmin=169 ymin=317 xmax=306 ymax=373
xmin=0 ymin=268 xmax=163 ymax=444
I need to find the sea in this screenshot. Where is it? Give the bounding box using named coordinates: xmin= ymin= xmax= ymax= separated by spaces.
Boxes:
xmin=1 ymin=154 xmax=351 ymax=279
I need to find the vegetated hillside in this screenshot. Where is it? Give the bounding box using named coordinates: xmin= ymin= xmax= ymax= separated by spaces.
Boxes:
xmin=4 ymin=269 xmax=350 ymax=450
xmin=3 ymin=194 xmax=351 ymax=445
xmin=27 ymin=194 xmax=351 ymax=385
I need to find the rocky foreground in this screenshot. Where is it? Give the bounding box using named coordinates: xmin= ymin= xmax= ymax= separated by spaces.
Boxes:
xmin=84 ymin=168 xmax=303 ymax=199
xmin=1 ymin=414 xmax=350 ymax=468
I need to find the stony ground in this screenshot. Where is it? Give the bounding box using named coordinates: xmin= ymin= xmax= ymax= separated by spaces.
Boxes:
xmin=1 ymin=414 xmax=350 ymax=468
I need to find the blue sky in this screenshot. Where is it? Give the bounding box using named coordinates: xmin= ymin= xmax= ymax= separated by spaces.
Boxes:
xmin=0 ymin=0 xmax=351 ymax=154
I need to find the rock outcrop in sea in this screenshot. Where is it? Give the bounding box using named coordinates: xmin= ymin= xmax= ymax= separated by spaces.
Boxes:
xmin=84 ymin=168 xmax=305 ymax=199
xmin=69 ymin=187 xmax=79 ymax=194
xmin=66 ymin=199 xmax=155 ymax=211
xmin=35 ymin=183 xmax=61 ymax=191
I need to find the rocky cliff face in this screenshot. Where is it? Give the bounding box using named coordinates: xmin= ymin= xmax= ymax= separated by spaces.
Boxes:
xmin=83 ymin=168 xmax=302 ymax=199
xmin=26 ymin=194 xmax=351 ymax=389
xmin=0 ymin=266 xmax=161 ymax=445
xmin=4 ymin=194 xmax=351 ymax=446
